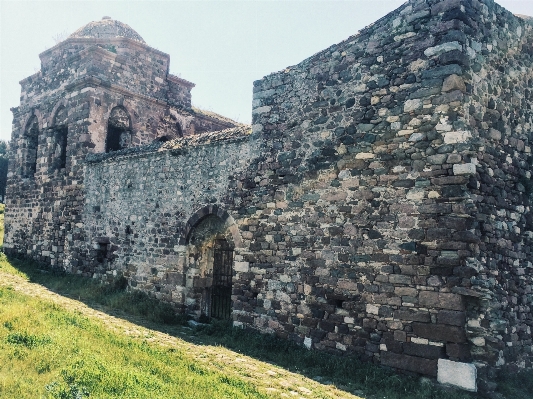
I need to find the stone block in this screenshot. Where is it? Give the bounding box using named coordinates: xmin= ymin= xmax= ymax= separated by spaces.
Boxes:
xmin=164 ymin=272 xmax=184 ymax=285
xmin=451 ymin=287 xmax=482 ymax=297
xmin=488 ymin=128 xmax=501 ymax=140
xmin=384 ymin=339 xmax=403 ymax=353
xmin=426 ymin=228 xmax=451 ymax=241
xmin=446 ymin=153 xmax=462 ymax=163
xmin=395 ymin=287 xmax=418 ymax=297
xmin=381 ymin=352 xmax=437 ymax=376
xmin=234 ymin=261 xmax=250 ymax=272
xmin=431 ymin=175 xmax=468 ymax=185
xmin=431 ymin=0 xmax=461 ymax=15
xmin=412 ymin=322 xmax=467 ymax=343
xmin=389 ymin=274 xmax=412 ymax=285
xmin=443 ymin=130 xmax=471 ymax=144
xmin=439 ymin=49 xmax=470 ymax=67
xmin=424 ymin=41 xmax=462 ymax=57
xmin=403 ymin=342 xmax=444 ymax=359
xmin=366 ymin=304 xmax=379 ymax=315
xmin=419 ymin=291 xmax=464 ymax=311
xmin=252 ymin=105 xmax=272 ymax=115
xmin=355 ymin=152 xmax=375 ymax=159
xmin=437 ymin=310 xmax=466 ymax=326
xmin=404 ymin=99 xmax=423 ymax=112
xmin=440 ymin=216 xmax=468 ymax=230
xmin=427 ymin=154 xmax=447 ymax=165
xmin=442 ymin=74 xmax=466 ymax=92
xmin=394 ymin=309 xmax=431 ymax=322
xmin=421 ymin=64 xmax=463 ymax=79
xmin=446 ymin=343 xmax=472 ymax=361
xmin=394 ymin=330 xmax=407 ymax=342
xmin=437 ymin=359 xmax=477 ymax=392
xmin=419 ymin=203 xmax=452 ymax=214
xmin=452 ymin=231 xmax=479 ymax=243
xmin=453 ymin=163 xmax=476 ymax=175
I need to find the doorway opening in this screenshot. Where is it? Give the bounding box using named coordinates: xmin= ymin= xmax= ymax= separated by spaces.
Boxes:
xmin=210 ymin=239 xmax=233 ymax=320
xmin=186 ymin=214 xmax=234 ymax=320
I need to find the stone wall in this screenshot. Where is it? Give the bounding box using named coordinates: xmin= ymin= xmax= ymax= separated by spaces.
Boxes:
xmin=82 ymin=127 xmax=255 ymax=316
xmin=6 ymin=89 xmax=92 ymax=268
xmin=460 ymin=0 xmax=533 ymax=388
xmin=4 ymin=2 xmax=533 ymax=393
xmin=244 ymin=0 xmax=532 ymax=391
xmin=38 ymin=38 xmax=176 ymax=104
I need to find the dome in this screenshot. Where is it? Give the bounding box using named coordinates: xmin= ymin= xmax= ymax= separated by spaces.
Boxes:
xmin=69 ymin=17 xmax=145 ymax=43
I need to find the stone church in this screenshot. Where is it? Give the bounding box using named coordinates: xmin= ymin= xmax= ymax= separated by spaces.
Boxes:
xmin=5 ymin=0 xmax=533 ymax=392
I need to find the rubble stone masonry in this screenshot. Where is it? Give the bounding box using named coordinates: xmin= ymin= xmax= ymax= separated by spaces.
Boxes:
xmin=4 ymin=0 xmax=533 ymax=393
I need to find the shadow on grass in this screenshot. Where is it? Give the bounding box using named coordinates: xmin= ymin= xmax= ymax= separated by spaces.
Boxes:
xmin=4 ymin=255 xmax=521 ymax=399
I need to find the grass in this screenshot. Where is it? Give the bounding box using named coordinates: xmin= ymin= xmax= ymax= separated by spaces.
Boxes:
xmin=2 ymin=257 xmax=185 ymax=327
xmin=0 ymin=284 xmax=270 ymax=399
xmin=0 ymin=203 xmax=4 ymax=247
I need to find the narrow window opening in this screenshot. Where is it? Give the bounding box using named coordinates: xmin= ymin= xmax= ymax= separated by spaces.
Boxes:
xmin=50 ymin=106 xmax=68 ymax=172
xmin=23 ymin=116 xmax=39 ymax=178
xmin=96 ymin=243 xmax=108 ymax=263
xmin=52 ymin=126 xmax=68 ymax=170
xmin=326 ymin=295 xmax=345 ymax=310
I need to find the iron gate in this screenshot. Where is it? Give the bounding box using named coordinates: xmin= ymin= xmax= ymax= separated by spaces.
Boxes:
xmin=210 ymin=239 xmax=233 ymax=319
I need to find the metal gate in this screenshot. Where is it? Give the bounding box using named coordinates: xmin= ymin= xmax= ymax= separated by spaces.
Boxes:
xmin=210 ymin=239 xmax=233 ymax=319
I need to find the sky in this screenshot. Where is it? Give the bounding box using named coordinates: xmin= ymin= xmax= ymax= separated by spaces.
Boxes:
xmin=1 ymin=0 xmax=532 ymax=143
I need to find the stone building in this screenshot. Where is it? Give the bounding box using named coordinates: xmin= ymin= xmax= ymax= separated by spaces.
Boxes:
xmin=5 ymin=0 xmax=533 ymax=393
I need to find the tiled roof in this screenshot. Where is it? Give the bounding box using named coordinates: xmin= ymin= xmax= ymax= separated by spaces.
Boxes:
xmin=160 ymin=125 xmax=252 ymax=150
xmin=191 ymin=107 xmax=240 ymax=125
xmin=85 ymin=126 xmax=252 ymax=163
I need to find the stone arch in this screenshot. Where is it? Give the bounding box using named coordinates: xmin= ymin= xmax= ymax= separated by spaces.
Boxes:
xmin=50 ymin=104 xmax=69 ymax=170
xmin=105 ymin=106 xmax=132 ymax=152
xmin=21 ymin=109 xmax=43 ymax=134
xmin=182 ymin=205 xmax=242 ymax=248
xmin=116 ymin=102 xmax=137 ymax=126
xmin=49 ymin=98 xmax=68 ymax=127
xmin=182 ymin=205 xmax=242 ymax=320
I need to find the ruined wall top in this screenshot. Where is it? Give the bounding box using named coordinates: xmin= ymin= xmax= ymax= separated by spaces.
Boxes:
xmin=69 ymin=17 xmax=146 ymax=43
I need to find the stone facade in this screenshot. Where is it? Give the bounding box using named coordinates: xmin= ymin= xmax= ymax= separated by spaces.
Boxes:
xmin=5 ymin=18 xmax=237 ymax=271
xmin=5 ymin=1 xmax=533 ymax=393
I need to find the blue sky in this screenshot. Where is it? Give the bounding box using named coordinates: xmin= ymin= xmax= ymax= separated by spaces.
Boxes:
xmin=1 ymin=0 xmax=532 ymax=142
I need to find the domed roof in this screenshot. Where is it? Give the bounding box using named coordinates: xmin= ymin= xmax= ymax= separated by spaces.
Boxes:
xmin=69 ymin=17 xmax=145 ymax=43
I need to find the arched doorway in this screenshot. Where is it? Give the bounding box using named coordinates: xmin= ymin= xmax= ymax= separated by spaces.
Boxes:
xmin=185 ymin=211 xmax=238 ymax=320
